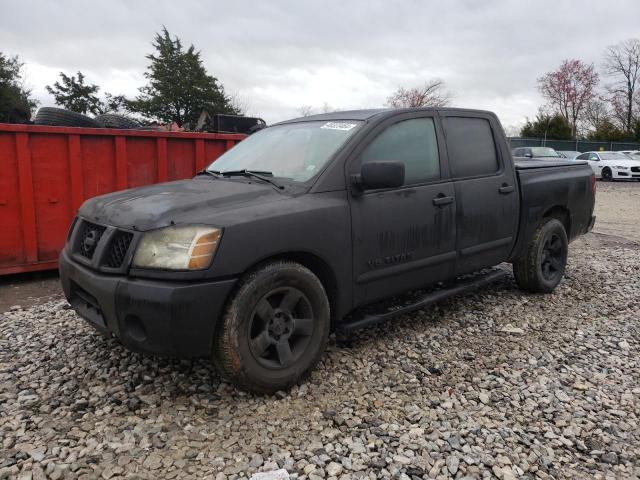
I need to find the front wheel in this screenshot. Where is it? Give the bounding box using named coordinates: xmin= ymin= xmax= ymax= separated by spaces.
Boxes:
xmin=601 ymin=168 xmax=613 ymax=181
xmin=213 ymin=261 xmax=330 ymax=393
xmin=513 ymin=218 xmax=568 ymax=293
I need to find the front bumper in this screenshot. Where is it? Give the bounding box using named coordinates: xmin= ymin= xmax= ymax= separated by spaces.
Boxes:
xmin=612 ymin=169 xmax=640 ymax=179
xmin=59 ymin=249 xmax=236 ymax=357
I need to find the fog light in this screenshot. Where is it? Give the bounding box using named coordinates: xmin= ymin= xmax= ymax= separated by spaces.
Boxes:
xmin=124 ymin=315 xmax=146 ymax=342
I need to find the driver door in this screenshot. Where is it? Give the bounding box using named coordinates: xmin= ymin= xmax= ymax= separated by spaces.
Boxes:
xmin=578 ymin=152 xmax=600 ymax=176
xmin=348 ymin=113 xmax=457 ymax=305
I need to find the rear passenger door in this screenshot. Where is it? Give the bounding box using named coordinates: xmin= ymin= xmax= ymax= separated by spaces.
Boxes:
xmin=440 ymin=114 xmax=519 ymax=275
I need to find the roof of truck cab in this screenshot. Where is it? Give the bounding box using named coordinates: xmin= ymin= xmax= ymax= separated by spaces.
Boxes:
xmin=277 ymin=109 xmax=392 ymax=124
xmin=275 ymin=107 xmax=497 ymax=125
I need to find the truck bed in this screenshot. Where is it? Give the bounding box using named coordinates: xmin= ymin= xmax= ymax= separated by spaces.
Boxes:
xmin=514 ymin=159 xmax=588 ymax=169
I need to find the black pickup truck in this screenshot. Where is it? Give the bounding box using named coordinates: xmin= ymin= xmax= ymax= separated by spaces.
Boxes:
xmin=59 ymin=108 xmax=596 ymax=393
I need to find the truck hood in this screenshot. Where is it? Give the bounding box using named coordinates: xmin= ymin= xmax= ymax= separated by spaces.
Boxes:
xmin=78 ymin=177 xmax=286 ymax=231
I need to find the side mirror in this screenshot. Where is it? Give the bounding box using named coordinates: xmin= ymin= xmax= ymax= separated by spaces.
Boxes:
xmin=524 ymin=152 xmax=533 ymax=158
xmin=353 ymin=161 xmax=405 ymax=190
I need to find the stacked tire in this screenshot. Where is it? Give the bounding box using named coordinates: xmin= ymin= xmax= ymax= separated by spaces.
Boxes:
xmin=94 ymin=114 xmax=141 ymax=129
xmin=34 ymin=107 xmax=101 ymax=128
xmin=34 ymin=107 xmax=141 ymax=130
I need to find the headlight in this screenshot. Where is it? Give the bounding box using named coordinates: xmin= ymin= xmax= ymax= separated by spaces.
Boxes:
xmin=132 ymin=225 xmax=222 ymax=270
xmin=612 ymin=165 xmax=629 ymax=170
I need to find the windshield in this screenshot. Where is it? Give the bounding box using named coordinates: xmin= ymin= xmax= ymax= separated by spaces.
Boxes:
xmin=530 ymin=147 xmax=560 ymax=157
xmin=207 ymin=120 xmax=363 ymax=182
xmin=601 ymin=152 xmax=632 ymax=160
xmin=560 ymin=151 xmax=580 ymax=158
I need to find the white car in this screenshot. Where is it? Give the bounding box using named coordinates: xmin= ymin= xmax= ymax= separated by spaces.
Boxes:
xmin=620 ymin=150 xmax=640 ymax=158
xmin=575 ymin=151 xmax=640 ymax=181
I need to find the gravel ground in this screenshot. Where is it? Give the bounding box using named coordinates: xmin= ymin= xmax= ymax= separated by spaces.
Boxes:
xmin=1 ymin=188 xmax=639 ymax=479
xmin=593 ymin=181 xmax=640 ymax=242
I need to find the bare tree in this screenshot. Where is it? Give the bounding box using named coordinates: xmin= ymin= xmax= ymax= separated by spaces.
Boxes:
xmin=319 ymin=102 xmax=336 ymax=113
xmin=537 ymin=59 xmax=599 ymax=139
xmin=602 ymin=39 xmax=640 ymax=132
xmin=582 ymin=98 xmax=611 ymax=133
xmin=298 ymin=102 xmax=339 ymax=117
xmin=227 ymin=91 xmax=250 ymax=115
xmin=298 ymin=105 xmax=315 ymax=117
xmin=386 ymin=79 xmax=451 ymax=108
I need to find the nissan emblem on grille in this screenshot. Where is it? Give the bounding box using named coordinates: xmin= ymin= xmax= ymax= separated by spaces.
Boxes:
xmin=83 ymin=230 xmax=97 ymax=250
xmin=78 ymin=221 xmax=106 ymax=259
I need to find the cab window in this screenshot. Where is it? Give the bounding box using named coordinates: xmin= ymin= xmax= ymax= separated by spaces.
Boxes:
xmin=360 ymin=118 xmax=440 ymax=185
xmin=442 ymin=117 xmax=500 ymax=178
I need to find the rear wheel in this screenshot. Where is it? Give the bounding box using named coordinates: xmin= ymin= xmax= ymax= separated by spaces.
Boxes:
xmin=513 ymin=218 xmax=568 ymax=293
xmin=601 ymin=168 xmax=613 ymax=181
xmin=213 ymin=261 xmax=330 ymax=393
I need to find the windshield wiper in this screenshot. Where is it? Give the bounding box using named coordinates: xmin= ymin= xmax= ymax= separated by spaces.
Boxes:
xmin=209 ymin=169 xmax=284 ymax=190
xmin=196 ymin=169 xmax=222 ymax=177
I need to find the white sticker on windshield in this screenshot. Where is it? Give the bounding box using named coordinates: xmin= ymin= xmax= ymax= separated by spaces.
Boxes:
xmin=321 ymin=122 xmax=357 ymax=131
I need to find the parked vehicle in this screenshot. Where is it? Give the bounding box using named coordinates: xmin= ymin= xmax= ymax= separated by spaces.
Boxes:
xmin=576 ymin=151 xmax=640 ymax=181
xmin=512 ymin=146 xmax=562 ymax=160
xmin=558 ymin=150 xmax=582 ymax=159
xmin=620 ymin=150 xmax=640 ymax=158
xmin=59 ymin=108 xmax=596 ymax=393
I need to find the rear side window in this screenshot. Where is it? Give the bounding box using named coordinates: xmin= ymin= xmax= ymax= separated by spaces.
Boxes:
xmin=443 ymin=117 xmax=500 ymax=178
xmin=360 ymin=118 xmax=440 ymax=185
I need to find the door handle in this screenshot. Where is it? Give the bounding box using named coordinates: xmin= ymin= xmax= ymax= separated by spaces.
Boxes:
xmin=499 ymin=185 xmax=514 ymax=194
xmin=433 ymin=195 xmax=454 ymax=206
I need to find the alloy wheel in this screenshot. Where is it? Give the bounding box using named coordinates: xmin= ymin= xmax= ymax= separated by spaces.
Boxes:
xmin=248 ymin=287 xmax=314 ymax=369
xmin=540 ymin=233 xmax=564 ymax=281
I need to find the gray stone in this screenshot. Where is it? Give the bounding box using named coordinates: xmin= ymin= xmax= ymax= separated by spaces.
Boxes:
xmin=326 ymin=462 xmax=343 ymax=476
xmin=446 ymin=456 xmax=459 ymax=475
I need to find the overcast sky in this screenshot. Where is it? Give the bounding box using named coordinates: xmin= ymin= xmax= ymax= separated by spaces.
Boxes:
xmin=2 ymin=0 xmax=639 ymax=132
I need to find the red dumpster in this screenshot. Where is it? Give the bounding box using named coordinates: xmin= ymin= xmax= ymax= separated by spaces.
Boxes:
xmin=0 ymin=124 xmax=245 ymax=276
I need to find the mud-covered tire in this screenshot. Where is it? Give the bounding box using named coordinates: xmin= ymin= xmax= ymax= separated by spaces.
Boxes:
xmin=34 ymin=107 xmax=100 ymax=128
xmin=213 ymin=261 xmax=330 ymax=393
xmin=513 ymin=218 xmax=568 ymax=293
xmin=94 ymin=113 xmax=140 ymax=129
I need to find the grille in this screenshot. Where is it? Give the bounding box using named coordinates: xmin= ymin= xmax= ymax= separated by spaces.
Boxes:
xmin=78 ymin=222 xmax=106 ymax=259
xmin=631 ymin=166 xmax=640 ymax=173
xmin=106 ymin=231 xmax=133 ymax=268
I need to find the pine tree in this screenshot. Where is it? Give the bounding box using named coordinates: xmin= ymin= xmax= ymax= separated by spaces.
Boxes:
xmin=128 ymin=27 xmax=238 ymax=127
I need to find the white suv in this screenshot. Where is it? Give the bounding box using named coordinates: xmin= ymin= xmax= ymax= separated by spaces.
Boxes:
xmin=575 ymin=151 xmax=640 ymax=181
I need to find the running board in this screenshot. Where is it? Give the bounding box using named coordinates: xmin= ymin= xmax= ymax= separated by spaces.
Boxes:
xmin=337 ymin=269 xmax=508 ymax=332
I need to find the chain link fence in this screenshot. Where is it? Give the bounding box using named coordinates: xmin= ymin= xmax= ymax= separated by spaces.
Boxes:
xmin=507 ymin=137 xmax=640 ymax=152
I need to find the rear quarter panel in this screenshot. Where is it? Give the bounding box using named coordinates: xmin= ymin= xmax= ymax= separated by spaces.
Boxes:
xmin=511 ymin=163 xmax=594 ymax=260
